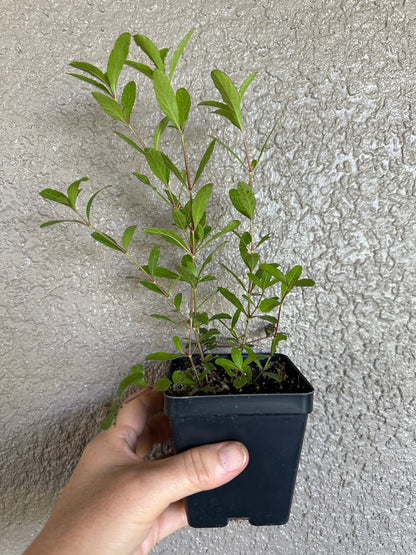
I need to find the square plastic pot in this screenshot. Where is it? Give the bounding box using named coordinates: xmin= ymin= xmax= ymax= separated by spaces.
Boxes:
xmin=164 ymin=353 xmax=314 ymax=528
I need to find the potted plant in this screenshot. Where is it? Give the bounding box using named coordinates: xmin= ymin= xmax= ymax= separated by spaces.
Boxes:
xmin=39 ymin=30 xmax=315 ymax=527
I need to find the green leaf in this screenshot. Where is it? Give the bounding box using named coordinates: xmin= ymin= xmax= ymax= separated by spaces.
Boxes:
xmin=150 ymin=313 xmax=176 ymax=323
xmin=173 ymin=336 xmax=183 ymax=352
xmin=192 ymin=183 xmax=213 ymax=229
xmin=117 ymin=363 xmax=146 ymax=399
xmin=172 ymin=208 xmax=188 ymax=230
xmin=169 ymin=29 xmax=194 ymax=83
xmin=161 ymin=153 xmax=186 ymax=184
xmin=147 ymin=246 xmax=159 ymax=275
xmin=194 ymin=139 xmax=215 ymax=185
xmin=176 ymin=88 xmax=191 ymax=128
xmin=159 ymin=48 xmax=170 ymax=63
xmin=256 ymin=233 xmax=271 ymax=249
xmin=215 ymin=358 xmax=237 ymax=376
xmin=231 ymin=308 xmax=241 ymax=329
xmin=231 ymin=347 xmax=243 ymax=369
xmin=200 ymin=219 xmax=240 ymax=248
xmin=152 ymin=68 xmax=180 ymax=129
xmin=219 ymin=263 xmax=245 ymax=289
xmin=259 ymin=297 xmax=280 ymax=313
xmin=101 ymin=401 xmax=119 ymax=430
xmin=174 ymin=293 xmax=182 ymax=311
xmin=67 ymin=177 xmax=87 ymax=208
xmin=233 ymin=375 xmax=247 ymax=389
xmin=210 ymin=312 xmax=232 ymax=321
xmin=154 ymin=116 xmax=169 ymax=149
xmin=257 ymin=121 xmax=278 ymax=166
xmin=213 ymin=107 xmax=241 ymax=129
xmin=211 ymin=70 xmax=242 ymax=129
xmin=153 ymin=377 xmax=172 ymax=391
xmin=133 ymin=173 xmax=150 ymax=185
xmin=144 ymin=148 xmax=170 ymax=185
xmin=92 ymin=92 xmax=125 ymax=122
xmin=264 ymin=371 xmax=283 ymax=383
xmin=121 ymin=81 xmax=136 ymax=120
xmin=39 ymin=189 xmax=72 ymax=208
xmin=140 ymin=280 xmax=165 ymax=295
xmin=125 ymin=60 xmax=153 ymax=79
xmin=229 ymin=181 xmax=256 ymax=219
xmin=144 ymin=266 xmax=177 ymax=279
xmin=146 ymin=352 xmax=183 ymax=361
xmin=176 ymin=265 xmax=198 ymax=287
xmin=40 ymin=219 xmax=87 ymax=228
xmin=91 ymin=231 xmax=122 ymax=251
xmin=68 ymin=73 xmax=111 ymax=95
xmin=295 ymin=278 xmax=315 ymax=287
xmin=122 ymin=225 xmax=137 ymax=250
xmin=69 ymin=61 xmax=109 ymax=85
xmin=271 ymin=333 xmax=287 ymax=355
xmin=143 ymin=227 xmax=190 ymax=252
xmin=86 ymin=185 xmax=112 ymax=221
xmin=133 ymin=34 xmax=165 ymax=69
xmin=107 ymin=32 xmax=130 ymax=93
xmin=115 ymin=132 xmax=144 ymax=154
xmin=286 ymin=265 xmax=303 ymax=287
xmin=239 ymin=71 xmax=258 ymax=99
xmin=260 ymin=264 xmax=287 ymax=283
xmin=218 ymin=287 xmax=245 ymax=313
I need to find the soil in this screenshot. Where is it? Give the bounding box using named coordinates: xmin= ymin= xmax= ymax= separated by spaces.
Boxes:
xmin=168 ymin=355 xmax=311 ymax=397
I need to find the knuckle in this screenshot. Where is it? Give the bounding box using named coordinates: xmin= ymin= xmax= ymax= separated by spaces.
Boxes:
xmin=183 ymin=447 xmax=215 ymax=490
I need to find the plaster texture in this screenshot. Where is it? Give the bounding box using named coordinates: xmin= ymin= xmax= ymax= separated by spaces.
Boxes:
xmin=1 ymin=0 xmax=415 ymax=553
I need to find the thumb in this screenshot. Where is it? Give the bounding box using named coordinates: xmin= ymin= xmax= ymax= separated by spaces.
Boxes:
xmin=143 ymin=442 xmax=248 ymax=514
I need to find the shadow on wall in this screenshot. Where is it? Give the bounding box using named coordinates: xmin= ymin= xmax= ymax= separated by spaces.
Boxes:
xmin=1 ymin=403 xmax=105 ymax=525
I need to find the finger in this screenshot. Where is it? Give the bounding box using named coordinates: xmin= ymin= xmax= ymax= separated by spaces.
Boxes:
xmin=135 ymin=413 xmax=171 ymax=458
xmin=109 ymin=390 xmax=164 ymax=452
xmin=140 ymin=501 xmax=186 ymax=555
xmin=138 ymin=441 xmax=249 ymax=520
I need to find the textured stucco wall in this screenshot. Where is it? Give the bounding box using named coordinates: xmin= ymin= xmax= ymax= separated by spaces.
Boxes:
xmin=1 ymin=0 xmax=415 ymax=553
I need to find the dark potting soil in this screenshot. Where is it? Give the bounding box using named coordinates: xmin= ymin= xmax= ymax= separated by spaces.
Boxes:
xmin=168 ymin=355 xmax=311 ymax=397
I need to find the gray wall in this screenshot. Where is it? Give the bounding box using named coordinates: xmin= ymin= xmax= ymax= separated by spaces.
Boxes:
xmin=1 ymin=1 xmax=415 ymax=553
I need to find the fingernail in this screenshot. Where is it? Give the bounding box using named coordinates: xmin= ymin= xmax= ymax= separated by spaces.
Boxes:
xmin=219 ymin=442 xmax=247 ymax=472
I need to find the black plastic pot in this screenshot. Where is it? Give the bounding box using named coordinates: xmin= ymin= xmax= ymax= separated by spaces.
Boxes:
xmin=164 ymin=353 xmax=314 ymax=528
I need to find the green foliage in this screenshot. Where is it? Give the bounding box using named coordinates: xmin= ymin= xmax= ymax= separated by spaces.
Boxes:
xmin=40 ymin=29 xmax=315 ymax=412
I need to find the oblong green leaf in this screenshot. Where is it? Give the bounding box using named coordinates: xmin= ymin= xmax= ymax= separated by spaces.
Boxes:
xmin=92 ymin=92 xmax=125 ymax=122
xmin=133 ymin=34 xmax=165 ymax=69
xmin=176 ymin=87 xmax=191 ymax=128
xmin=125 ymin=60 xmax=153 ymax=79
xmin=295 ymin=278 xmax=315 ymax=287
xmin=231 ymin=347 xmax=243 ymax=369
xmin=218 ymin=287 xmax=245 ymax=313
xmin=86 ymin=185 xmax=112 ymax=221
xmin=69 ymin=61 xmax=109 ymax=85
xmin=122 ymin=225 xmax=137 ymax=250
xmin=259 ymin=297 xmax=280 ymax=313
xmin=148 ymin=245 xmax=160 ymax=275
xmin=69 ymin=73 xmax=111 ymax=95
xmin=67 ymin=177 xmax=88 ymax=208
xmin=121 ymin=81 xmax=136 ymax=120
xmin=154 ymin=116 xmax=169 ymax=149
xmin=192 ymin=183 xmax=213 ymax=229
xmin=39 ymin=189 xmax=71 ymax=208
xmin=107 ymin=32 xmax=130 ymax=92
xmin=169 ymin=29 xmax=194 ymax=83
xmin=239 ymin=71 xmax=258 ymax=99
xmin=146 ymin=352 xmax=183 ymax=361
xmin=143 ymin=227 xmax=190 ymax=252
xmin=229 ymin=181 xmax=255 ymax=219
xmin=115 ymin=132 xmax=144 ymax=154
xmin=260 ymin=264 xmax=287 ymax=283
xmin=140 ymin=280 xmax=165 ymax=295
xmin=144 ymin=147 xmax=170 ymax=185
xmin=40 ymin=219 xmax=87 ymax=228
xmin=152 ymin=68 xmax=180 ymax=128
xmin=211 ymin=69 xmax=242 ymax=128
xmin=153 ymin=377 xmax=173 ymax=390
xmin=91 ymin=231 xmax=122 ymax=251
xmin=194 ymin=139 xmax=215 ymax=185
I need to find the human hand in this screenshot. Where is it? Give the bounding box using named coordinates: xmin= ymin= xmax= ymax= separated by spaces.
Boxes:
xmin=24 ymin=390 xmax=248 ymax=555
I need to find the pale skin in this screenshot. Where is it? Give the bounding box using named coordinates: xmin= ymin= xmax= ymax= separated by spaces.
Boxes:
xmin=24 ymin=391 xmax=249 ymax=555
